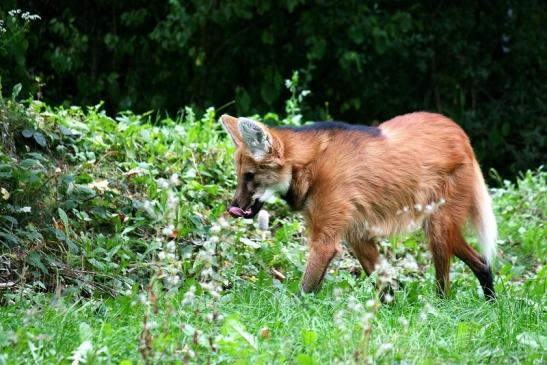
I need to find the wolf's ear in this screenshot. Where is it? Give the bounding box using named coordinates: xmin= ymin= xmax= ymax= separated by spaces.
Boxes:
xmin=237 ymin=117 xmax=272 ymax=160
xmin=219 ymin=114 xmax=242 ymax=146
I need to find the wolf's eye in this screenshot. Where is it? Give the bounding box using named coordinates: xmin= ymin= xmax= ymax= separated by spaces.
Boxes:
xmin=243 ymin=172 xmax=255 ymax=182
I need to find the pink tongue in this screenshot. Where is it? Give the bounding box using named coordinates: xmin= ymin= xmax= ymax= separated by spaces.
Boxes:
xmin=229 ymin=206 xmax=251 ymax=218
xmin=228 ymin=207 xmax=244 ymax=217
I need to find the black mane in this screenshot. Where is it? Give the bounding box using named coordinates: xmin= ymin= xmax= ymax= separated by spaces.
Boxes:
xmin=275 ymin=121 xmax=381 ymax=137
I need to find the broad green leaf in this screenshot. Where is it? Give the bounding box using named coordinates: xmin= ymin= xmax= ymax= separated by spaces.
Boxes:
xmin=0 ymin=230 xmax=19 ymax=247
xmin=58 ymin=208 xmax=69 ymax=229
xmin=33 ymin=132 xmax=47 ymax=147
xmin=27 ymin=252 xmax=48 ymax=273
xmin=301 ymin=329 xmax=317 ymax=349
xmin=11 ymin=83 xmax=22 ymax=98
xmin=22 ymin=129 xmax=34 ymax=138
xmin=295 ymin=354 xmax=318 ymax=365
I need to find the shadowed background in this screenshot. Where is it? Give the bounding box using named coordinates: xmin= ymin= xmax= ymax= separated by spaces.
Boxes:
xmin=1 ymin=0 xmax=545 ymax=178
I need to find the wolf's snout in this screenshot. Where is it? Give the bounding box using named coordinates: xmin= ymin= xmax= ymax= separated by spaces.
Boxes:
xmin=227 ymin=199 xmax=261 ymax=219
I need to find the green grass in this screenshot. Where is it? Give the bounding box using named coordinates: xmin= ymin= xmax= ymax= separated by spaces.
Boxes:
xmin=0 ymin=98 xmax=545 ymax=364
xmin=1 ymin=267 xmax=545 ymax=364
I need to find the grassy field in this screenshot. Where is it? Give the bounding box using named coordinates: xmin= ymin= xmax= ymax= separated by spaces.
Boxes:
xmin=0 ymin=97 xmax=545 ymax=364
xmin=1 ymin=267 xmax=545 ymax=364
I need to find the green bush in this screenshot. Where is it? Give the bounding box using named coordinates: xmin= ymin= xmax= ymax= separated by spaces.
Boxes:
xmin=0 ymin=85 xmax=309 ymax=300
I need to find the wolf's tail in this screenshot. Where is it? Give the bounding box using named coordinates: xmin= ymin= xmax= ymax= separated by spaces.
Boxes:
xmin=470 ymin=160 xmax=497 ymax=265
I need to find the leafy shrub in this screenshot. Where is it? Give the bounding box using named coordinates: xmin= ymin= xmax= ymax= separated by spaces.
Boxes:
xmin=0 ymin=82 xmax=309 ymax=301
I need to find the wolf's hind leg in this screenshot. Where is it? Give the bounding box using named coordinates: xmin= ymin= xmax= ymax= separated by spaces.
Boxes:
xmin=453 ymin=233 xmax=496 ymax=300
xmin=348 ymin=235 xmax=397 ymax=302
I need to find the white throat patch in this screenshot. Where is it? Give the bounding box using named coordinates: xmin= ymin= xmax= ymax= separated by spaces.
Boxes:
xmin=255 ymin=175 xmax=291 ymax=203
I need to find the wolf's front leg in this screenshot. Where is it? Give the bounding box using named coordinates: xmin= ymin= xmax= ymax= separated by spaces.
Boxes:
xmin=300 ymin=240 xmax=340 ymax=293
xmin=300 ymin=191 xmax=350 ymax=293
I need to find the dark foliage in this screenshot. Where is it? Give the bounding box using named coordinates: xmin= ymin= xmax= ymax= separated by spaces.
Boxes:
xmin=1 ymin=0 xmax=545 ymax=178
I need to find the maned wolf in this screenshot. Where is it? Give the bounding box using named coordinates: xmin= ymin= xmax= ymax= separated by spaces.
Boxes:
xmin=220 ymin=112 xmax=496 ymax=300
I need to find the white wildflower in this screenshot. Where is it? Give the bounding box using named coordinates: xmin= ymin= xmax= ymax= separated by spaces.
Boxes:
xmin=200 ymin=281 xmax=221 ymax=298
xmin=169 ymin=173 xmax=181 ymax=186
xmin=157 ymin=178 xmax=169 ymax=189
xmin=414 ymin=204 xmax=422 ymax=212
xmin=142 ymin=200 xmax=156 ymax=218
xmin=218 ymin=216 xmax=229 ymax=228
xmin=363 ymin=312 xmax=374 ymax=334
xmin=144 ymin=320 xmax=157 ymax=330
xmin=419 ymin=301 xmax=437 ymax=321
xmin=162 ymin=224 xmax=175 ymax=236
xmin=382 ymin=293 xmax=394 ymax=303
xmin=375 ymin=343 xmax=394 ymax=357
xmin=332 ymin=287 xmax=343 ymax=299
xmin=375 ymin=258 xmax=397 ymax=288
xmin=167 ymin=191 xmax=179 ymax=210
xmin=399 ymin=316 xmax=409 ymax=331
xmin=400 ymin=254 xmax=418 ymax=271
xmin=182 ymin=286 xmax=196 ymax=305
xmin=347 ymin=296 xmax=364 ymax=312
xmin=70 ymin=341 xmax=92 ymax=365
xmin=333 ymin=310 xmax=345 ymax=329
xmin=139 ymin=293 xmax=148 ymax=304
xmin=165 ymin=275 xmax=180 ymax=287
xmin=165 ymin=240 xmax=176 ymax=253
xmin=200 ymin=267 xmax=214 ymax=278
xmin=257 ymin=210 xmax=269 ymax=231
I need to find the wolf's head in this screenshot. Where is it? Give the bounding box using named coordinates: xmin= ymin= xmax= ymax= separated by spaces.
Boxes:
xmin=220 ymin=115 xmax=291 ymax=219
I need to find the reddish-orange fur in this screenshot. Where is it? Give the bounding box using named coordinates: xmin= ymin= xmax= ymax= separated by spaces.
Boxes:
xmin=221 ymin=112 xmax=496 ymax=299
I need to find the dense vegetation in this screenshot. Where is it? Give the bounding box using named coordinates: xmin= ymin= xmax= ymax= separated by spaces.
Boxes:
xmin=1 ymin=1 xmax=546 ymax=177
xmin=0 ymin=86 xmax=545 ymax=363
xmin=1 ymin=2 xmax=546 ymax=363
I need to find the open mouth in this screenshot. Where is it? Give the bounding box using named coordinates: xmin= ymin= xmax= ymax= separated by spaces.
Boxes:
xmin=228 ymin=199 xmax=264 ymax=219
